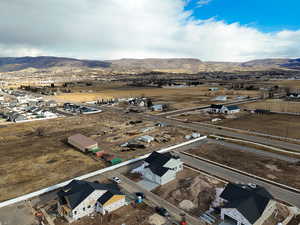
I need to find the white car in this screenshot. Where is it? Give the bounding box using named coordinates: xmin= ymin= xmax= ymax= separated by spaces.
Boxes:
xmin=112 ymin=176 xmax=121 ymax=184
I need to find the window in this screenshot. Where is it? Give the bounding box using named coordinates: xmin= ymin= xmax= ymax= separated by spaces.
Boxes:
xmin=87 ymin=205 xmax=91 ymax=209
xmin=74 ymin=211 xmax=77 ymax=215
xmin=83 ymin=207 xmax=85 ymax=211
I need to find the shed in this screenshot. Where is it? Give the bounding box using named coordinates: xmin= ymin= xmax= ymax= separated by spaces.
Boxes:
xmin=68 ymin=134 xmax=98 ymax=152
xmin=138 ymin=135 xmax=154 ymax=143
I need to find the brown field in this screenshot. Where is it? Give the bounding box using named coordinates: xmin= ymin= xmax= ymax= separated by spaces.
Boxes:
xmin=241 ymin=99 xmax=300 ymax=113
xmin=0 ymin=111 xmax=188 ymax=202
xmin=269 ymin=80 xmax=300 ymax=89
xmin=49 ymin=86 xmax=259 ymax=109
xmin=219 ymin=113 xmax=300 ymax=139
xmin=186 ymin=142 xmax=300 ymax=188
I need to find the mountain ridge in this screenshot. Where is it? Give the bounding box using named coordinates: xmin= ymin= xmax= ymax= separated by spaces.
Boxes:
xmin=0 ymin=56 xmax=299 ymax=73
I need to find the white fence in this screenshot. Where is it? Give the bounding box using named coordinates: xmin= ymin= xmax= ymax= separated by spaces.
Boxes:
xmin=0 ymin=136 xmax=207 ymax=209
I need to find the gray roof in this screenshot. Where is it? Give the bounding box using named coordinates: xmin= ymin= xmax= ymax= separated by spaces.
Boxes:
xmin=226 ymin=105 xmax=239 ymax=110
xmin=220 ymin=183 xmax=273 ymax=224
xmin=57 ymin=180 xmax=122 ymax=209
xmin=145 ymin=151 xmax=179 ymax=177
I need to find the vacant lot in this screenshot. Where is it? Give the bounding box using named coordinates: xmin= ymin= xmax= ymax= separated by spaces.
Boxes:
xmin=219 ymin=113 xmax=300 ymax=139
xmin=241 ymin=99 xmax=300 ymax=113
xmin=0 ymin=111 xmax=188 ymax=202
xmin=50 ymin=86 xmax=258 ymax=110
xmin=153 ymin=168 xmax=224 ymax=217
xmin=186 ymin=142 xmax=300 ymax=188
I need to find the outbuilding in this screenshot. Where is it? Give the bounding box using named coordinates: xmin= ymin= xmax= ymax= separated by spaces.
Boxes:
xmin=68 ymin=134 xmax=98 ymax=152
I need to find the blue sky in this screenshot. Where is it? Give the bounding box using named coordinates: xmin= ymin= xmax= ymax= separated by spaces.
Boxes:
xmin=186 ymin=0 xmax=300 ymax=32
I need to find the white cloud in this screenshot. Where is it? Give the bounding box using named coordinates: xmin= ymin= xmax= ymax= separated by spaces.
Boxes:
xmin=0 ymin=0 xmax=299 ymax=62
xmin=196 ymin=0 xmax=212 ymax=8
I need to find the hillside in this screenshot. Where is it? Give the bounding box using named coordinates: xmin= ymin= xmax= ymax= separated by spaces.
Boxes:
xmin=0 ymin=56 xmax=111 ymax=72
xmin=0 ymin=56 xmax=299 ymax=74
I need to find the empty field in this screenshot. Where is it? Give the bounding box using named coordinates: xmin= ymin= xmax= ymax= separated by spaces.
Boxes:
xmin=219 ymin=113 xmax=300 ymax=139
xmin=0 ymin=111 xmax=187 ymax=202
xmin=49 ymin=86 xmax=259 ymax=109
xmin=186 ymin=142 xmax=300 ymax=189
xmin=241 ymin=99 xmax=300 ymax=113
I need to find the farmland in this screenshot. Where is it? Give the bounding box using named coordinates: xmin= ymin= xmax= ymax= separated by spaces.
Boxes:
xmin=240 ymin=99 xmax=300 ymax=113
xmin=0 ymin=110 xmax=188 ymax=202
xmin=49 ymin=86 xmax=259 ymax=110
xmin=218 ymin=113 xmax=300 ymax=139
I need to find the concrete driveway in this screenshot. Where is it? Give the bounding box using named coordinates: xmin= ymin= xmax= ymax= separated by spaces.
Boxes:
xmin=137 ymin=179 xmax=160 ymax=191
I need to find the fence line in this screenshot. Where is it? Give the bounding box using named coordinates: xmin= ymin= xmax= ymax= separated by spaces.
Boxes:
xmin=0 ymin=136 xmax=207 ymax=209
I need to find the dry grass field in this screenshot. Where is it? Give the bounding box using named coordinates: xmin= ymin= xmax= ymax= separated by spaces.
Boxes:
xmin=187 ymin=142 xmax=300 ymax=188
xmin=219 ymin=113 xmax=300 ymax=139
xmin=269 ymin=80 xmax=300 ymax=89
xmin=241 ymin=99 xmax=300 ymax=113
xmin=0 ymin=110 xmax=188 ymax=202
xmin=50 ymin=86 xmax=259 ymax=109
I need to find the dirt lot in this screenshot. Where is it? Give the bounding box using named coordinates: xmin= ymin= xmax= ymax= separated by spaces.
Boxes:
xmin=153 ymin=168 xmax=224 ymax=217
xmin=218 ymin=112 xmax=300 ymax=139
xmin=0 ymin=111 xmax=188 ymax=202
xmin=241 ymin=99 xmax=300 ymax=113
xmin=55 ymin=203 xmax=154 ymax=225
xmin=186 ymin=142 xmax=300 ymax=188
xmin=49 ymin=86 xmax=258 ymax=110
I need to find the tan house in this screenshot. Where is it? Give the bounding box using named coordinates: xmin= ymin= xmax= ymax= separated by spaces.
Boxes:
xmin=57 ymin=180 xmax=126 ymax=222
xmin=68 ymin=134 xmax=98 ymax=152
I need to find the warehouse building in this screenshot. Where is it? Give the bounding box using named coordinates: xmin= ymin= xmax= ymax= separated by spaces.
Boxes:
xmin=68 ymin=134 xmax=98 ymax=152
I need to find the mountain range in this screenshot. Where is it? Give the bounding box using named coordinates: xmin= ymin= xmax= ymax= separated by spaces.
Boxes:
xmin=0 ymin=56 xmax=300 ymax=73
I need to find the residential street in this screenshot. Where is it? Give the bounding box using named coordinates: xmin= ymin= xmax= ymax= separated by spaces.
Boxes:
xmin=178 ymin=152 xmax=300 ymax=208
xmin=104 ymin=171 xmax=205 ymax=225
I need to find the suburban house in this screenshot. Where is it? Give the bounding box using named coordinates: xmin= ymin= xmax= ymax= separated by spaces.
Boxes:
xmin=209 ymin=104 xmax=240 ymax=114
xmin=68 ymin=134 xmax=98 ymax=152
xmin=142 ymin=151 xmax=183 ymax=185
xmin=57 ymin=180 xmax=126 ymax=222
xmin=151 ymin=104 xmax=166 ymax=112
xmin=219 ymin=183 xmax=276 ymax=225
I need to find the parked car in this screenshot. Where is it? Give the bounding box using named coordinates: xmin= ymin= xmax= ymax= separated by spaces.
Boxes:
xmin=135 ymin=192 xmax=145 ymax=199
xmin=155 ymin=207 xmax=169 ymax=217
xmin=112 ymin=176 xmax=121 ymax=184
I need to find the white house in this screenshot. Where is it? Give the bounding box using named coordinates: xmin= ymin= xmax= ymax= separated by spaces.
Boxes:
xmin=219 ymin=183 xmax=276 ymax=225
xmin=142 ymin=151 xmax=183 ymax=185
xmin=57 ymin=180 xmax=126 ymax=222
xmin=209 ymin=104 xmax=240 ymax=114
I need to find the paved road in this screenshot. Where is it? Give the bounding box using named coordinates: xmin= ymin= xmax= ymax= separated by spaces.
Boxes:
xmin=210 ymin=139 xmax=299 ymax=163
xmin=144 ymin=114 xmax=300 ymax=152
xmin=104 ymin=171 xmax=204 ymax=225
xmin=178 ymin=153 xmax=300 ymax=208
xmin=103 ymin=106 xmax=300 ymax=152
xmin=158 ymin=98 xmax=258 ymax=117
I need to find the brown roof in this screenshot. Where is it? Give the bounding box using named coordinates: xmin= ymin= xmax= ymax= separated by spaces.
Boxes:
xmin=68 ymin=134 xmax=97 ymax=147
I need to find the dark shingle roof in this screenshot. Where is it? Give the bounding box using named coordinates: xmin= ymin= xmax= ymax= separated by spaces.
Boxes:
xmin=146 ymin=164 xmax=170 ymax=176
xmin=210 ymin=104 xmax=224 ymax=109
xmin=144 ymin=151 xmax=176 ymax=177
xmin=220 ymin=183 xmax=273 ymax=224
xmin=144 ymin=151 xmax=172 ymax=167
xmin=57 ymin=180 xmax=121 ymax=209
xmin=227 ymin=105 xmax=239 ymax=110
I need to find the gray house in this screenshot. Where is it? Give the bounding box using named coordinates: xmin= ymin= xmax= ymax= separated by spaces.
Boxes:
xmin=220 ymin=183 xmax=276 ymax=225
xmin=142 ymin=151 xmax=183 ymax=185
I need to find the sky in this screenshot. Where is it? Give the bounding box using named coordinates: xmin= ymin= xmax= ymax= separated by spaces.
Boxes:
xmin=0 ymin=0 xmax=300 ymax=62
